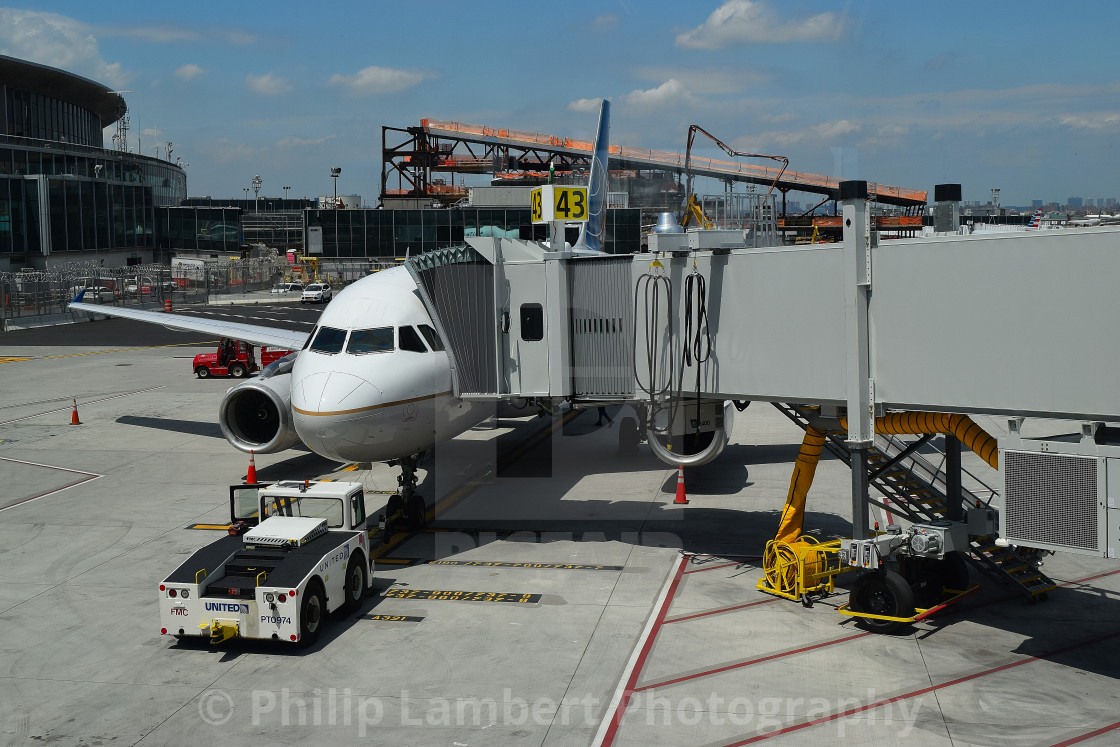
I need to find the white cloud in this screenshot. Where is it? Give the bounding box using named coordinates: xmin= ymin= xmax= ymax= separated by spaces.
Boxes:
xmin=590 ymin=14 xmax=618 ymax=33
xmin=633 ymin=66 xmax=766 ymax=95
xmin=198 ymin=139 xmax=259 ymax=164
xmin=568 ymin=98 xmax=605 ymax=113
xmin=141 ymin=127 xmax=163 ymax=139
xmin=624 ymin=79 xmax=697 ymax=111
xmin=1059 ymin=112 xmax=1120 ymax=131
xmin=277 ymin=135 xmax=336 ymax=148
xmin=246 ymin=72 xmax=293 ymax=95
xmin=176 ymin=63 xmax=205 ymax=80
xmin=96 ymin=23 xmax=255 ymax=45
xmin=742 ymin=119 xmax=863 ymax=148
xmin=0 ymin=8 xmax=130 ymax=87
xmin=676 ymin=0 xmax=842 ymax=49
xmin=328 ymin=66 xmax=426 ymax=95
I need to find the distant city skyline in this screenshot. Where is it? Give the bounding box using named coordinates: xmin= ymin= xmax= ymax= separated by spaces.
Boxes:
xmin=2 ymin=1 xmax=1117 ymax=206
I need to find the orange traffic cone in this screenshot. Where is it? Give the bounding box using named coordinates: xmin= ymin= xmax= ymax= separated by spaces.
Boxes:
xmin=70 ymin=398 xmax=81 ymax=425
xmin=674 ymin=465 xmax=689 ymax=504
xmin=245 ymin=450 xmax=258 ymax=484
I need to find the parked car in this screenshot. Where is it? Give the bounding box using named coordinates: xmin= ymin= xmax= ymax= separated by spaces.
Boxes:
xmin=301 ymin=282 xmax=332 ymax=304
xmin=271 ymin=282 xmax=303 ymax=294
xmin=74 ymin=286 xmax=116 ymax=303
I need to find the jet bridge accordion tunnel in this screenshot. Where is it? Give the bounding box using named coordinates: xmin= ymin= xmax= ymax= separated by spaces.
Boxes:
xmin=406 ymin=192 xmax=1120 ymax=562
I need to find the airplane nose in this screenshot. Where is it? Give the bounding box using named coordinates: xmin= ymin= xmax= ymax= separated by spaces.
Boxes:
xmin=292 ymin=371 xmax=384 ymax=461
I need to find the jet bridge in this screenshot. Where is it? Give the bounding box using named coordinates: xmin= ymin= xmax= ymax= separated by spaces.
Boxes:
xmin=406 ymin=182 xmax=1120 ymax=564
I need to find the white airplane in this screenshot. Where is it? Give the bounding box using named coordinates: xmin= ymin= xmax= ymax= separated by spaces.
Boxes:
xmin=68 ymin=101 xmax=722 ymax=523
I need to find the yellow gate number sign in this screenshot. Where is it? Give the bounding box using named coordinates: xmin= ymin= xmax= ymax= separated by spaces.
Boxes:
xmin=531 ymin=186 xmax=588 ymax=224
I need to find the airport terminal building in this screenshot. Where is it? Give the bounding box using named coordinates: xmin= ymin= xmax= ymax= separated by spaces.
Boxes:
xmin=0 ymin=55 xmax=187 ymax=272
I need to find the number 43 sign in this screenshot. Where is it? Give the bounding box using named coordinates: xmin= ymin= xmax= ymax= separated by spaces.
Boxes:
xmin=531 ymin=186 xmax=588 ymax=224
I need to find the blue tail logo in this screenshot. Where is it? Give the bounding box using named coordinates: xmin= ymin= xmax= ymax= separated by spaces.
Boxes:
xmin=572 ymin=100 xmax=609 ymax=254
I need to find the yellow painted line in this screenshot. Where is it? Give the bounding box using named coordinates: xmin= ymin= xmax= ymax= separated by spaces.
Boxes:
xmin=342 ymin=463 xmax=360 ymax=472
xmin=41 ymin=340 xmax=220 ymax=360
xmin=383 ymin=588 xmax=542 ymax=604
xmin=374 ymin=558 xmax=416 ymax=565
xmin=0 ymin=357 xmax=31 ymax=363
xmin=187 ymin=523 xmax=232 ymax=530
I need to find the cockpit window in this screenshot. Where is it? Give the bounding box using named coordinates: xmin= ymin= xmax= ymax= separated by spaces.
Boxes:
xmin=310 ymin=326 xmax=347 ymax=354
xmin=347 ymin=327 xmax=394 ymax=354
xmin=419 ymin=324 xmax=445 ymax=351
xmin=399 ymin=326 xmax=428 ymax=353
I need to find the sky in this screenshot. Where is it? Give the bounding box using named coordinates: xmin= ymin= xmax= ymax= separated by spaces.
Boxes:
xmin=2 ymin=1 xmax=1117 ymax=207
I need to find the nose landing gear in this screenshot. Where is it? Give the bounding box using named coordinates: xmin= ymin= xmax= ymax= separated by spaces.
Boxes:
xmin=385 ymin=454 xmax=427 ymax=532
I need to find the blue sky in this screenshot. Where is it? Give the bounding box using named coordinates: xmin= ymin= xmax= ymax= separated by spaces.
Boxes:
xmin=3 ymin=1 xmax=1117 ymax=207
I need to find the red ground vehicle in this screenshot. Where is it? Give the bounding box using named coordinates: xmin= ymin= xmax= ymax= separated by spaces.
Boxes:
xmin=193 ymin=338 xmax=292 ymax=379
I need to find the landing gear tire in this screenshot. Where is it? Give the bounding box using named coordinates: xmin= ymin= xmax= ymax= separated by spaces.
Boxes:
xmin=195 ymin=366 xmax=210 ymax=379
xmin=849 ymin=570 xmax=915 ymax=634
xmin=297 ymin=580 xmax=325 ymax=647
xmin=405 ymin=494 xmax=426 ymax=531
xmin=229 ymin=363 xmax=246 ymax=378
xmin=385 ymin=495 xmax=404 ymax=532
xmin=618 ymin=416 xmax=640 ymax=456
xmin=340 ymin=555 xmax=367 ymax=613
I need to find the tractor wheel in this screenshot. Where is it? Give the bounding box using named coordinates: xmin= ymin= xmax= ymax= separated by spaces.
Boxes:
xmin=297 ymin=580 xmax=325 ymax=647
xmin=340 ymin=555 xmax=368 ymax=613
xmin=195 ymin=366 xmax=210 ymax=379
xmin=229 ymin=363 xmax=246 ymax=378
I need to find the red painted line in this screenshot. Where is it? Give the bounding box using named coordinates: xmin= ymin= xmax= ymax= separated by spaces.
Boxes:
xmin=634 ymin=631 xmax=871 ymax=692
xmin=664 ymin=597 xmax=778 ymax=624
xmin=723 ymin=628 xmax=1120 ymax=746
xmin=598 ymin=555 xmax=689 ymax=747
xmin=683 ymin=561 xmax=744 ymax=575
xmin=1051 ymin=719 xmax=1120 ymax=746
xmin=1057 ymin=568 xmax=1120 ymax=588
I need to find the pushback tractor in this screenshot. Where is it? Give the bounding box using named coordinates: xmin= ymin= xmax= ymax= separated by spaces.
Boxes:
xmin=158 ymin=481 xmax=371 ymax=646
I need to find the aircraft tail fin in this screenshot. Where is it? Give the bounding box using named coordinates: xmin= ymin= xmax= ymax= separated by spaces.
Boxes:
xmin=1027 ymin=209 xmax=1043 ymax=229
xmin=572 ymin=100 xmax=610 ymax=254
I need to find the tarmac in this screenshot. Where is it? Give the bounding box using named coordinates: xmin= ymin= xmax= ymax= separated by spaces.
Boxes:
xmin=1 ymin=318 xmax=1119 ymax=746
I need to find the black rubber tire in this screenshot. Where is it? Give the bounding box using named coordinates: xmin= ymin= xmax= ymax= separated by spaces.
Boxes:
xmin=385 ymin=494 xmax=404 ymax=531
xmin=340 ymin=555 xmax=367 ymax=613
xmin=195 ymin=366 xmax=210 ymax=379
xmin=297 ymin=580 xmax=325 ymax=647
xmin=849 ymin=570 xmax=916 ymax=634
xmin=405 ymin=494 xmax=426 ymax=531
xmin=229 ymin=363 xmax=246 ymax=378
xmin=618 ymin=416 xmax=640 ymax=456
xmin=940 ymin=551 xmax=970 ymax=594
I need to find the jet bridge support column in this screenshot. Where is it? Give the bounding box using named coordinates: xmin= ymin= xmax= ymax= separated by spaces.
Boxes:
xmin=842 ymin=181 xmax=873 ymax=540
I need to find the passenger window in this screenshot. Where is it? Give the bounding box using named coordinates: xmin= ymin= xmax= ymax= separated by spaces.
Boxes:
xmin=419 ymin=324 xmax=445 ymax=351
xmin=399 ymin=326 xmax=428 ymax=353
xmin=347 ymin=327 xmax=394 ymax=354
xmin=310 ymin=326 xmax=347 ymax=354
xmin=521 ymin=303 xmax=544 ymax=341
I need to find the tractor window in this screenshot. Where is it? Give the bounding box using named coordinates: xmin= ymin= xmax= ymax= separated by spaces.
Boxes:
xmin=310 ymin=326 xmax=347 ymax=354
xmin=419 ymin=324 xmax=445 ymax=351
xmin=230 ymin=485 xmax=261 ymax=523
xmin=399 ymin=325 xmax=428 ymax=353
xmin=350 ymin=491 xmax=366 ymax=527
xmin=263 ymin=495 xmax=344 ymax=528
xmin=347 ymin=327 xmax=394 ymax=354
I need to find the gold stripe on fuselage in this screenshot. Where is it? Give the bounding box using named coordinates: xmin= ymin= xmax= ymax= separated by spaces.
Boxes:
xmin=292 ymin=390 xmax=452 ymax=417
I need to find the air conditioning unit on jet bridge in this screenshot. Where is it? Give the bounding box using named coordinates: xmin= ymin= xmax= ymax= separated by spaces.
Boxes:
xmin=1000 ymin=421 xmax=1120 ymax=558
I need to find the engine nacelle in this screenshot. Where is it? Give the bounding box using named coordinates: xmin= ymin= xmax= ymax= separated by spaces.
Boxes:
xmin=646 ymin=400 xmax=735 ymax=467
xmin=218 ymin=373 xmax=302 ymax=454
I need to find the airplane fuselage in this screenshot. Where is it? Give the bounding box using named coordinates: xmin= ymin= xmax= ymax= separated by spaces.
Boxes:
xmin=290 ymin=266 xmax=487 ymax=462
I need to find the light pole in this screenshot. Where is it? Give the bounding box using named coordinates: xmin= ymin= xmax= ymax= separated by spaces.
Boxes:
xmin=243 ymin=188 xmax=249 ymax=205
xmin=331 ymin=167 xmax=341 ymax=208
xmin=252 ymin=175 xmax=262 ymax=213
xmin=283 ymin=185 xmax=291 ymax=206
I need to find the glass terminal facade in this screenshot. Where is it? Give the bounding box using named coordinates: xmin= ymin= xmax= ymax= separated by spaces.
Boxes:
xmin=0 ymin=55 xmax=187 ymax=270
xmin=305 ymin=207 xmax=641 ymax=257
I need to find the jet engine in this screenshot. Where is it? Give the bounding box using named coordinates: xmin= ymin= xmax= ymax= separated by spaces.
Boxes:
xmin=646 ymin=400 xmax=734 ymax=467
xmin=218 ymin=364 xmax=302 ymax=454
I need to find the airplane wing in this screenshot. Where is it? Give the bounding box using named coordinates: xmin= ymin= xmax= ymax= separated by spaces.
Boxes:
xmin=68 ymin=293 xmax=309 ymax=350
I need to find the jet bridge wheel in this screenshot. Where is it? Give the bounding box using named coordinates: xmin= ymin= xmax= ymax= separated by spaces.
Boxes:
xmin=848 ymin=569 xmax=915 ymax=634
